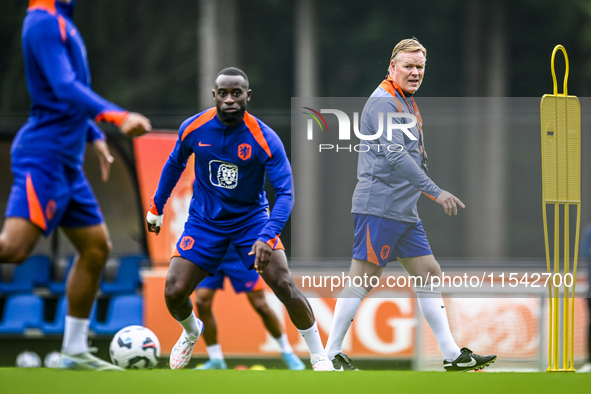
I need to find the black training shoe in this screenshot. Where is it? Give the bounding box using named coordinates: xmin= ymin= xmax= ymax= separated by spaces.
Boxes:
xmin=331 ymin=352 xmax=359 ymax=371
xmin=443 ymin=347 xmax=497 ymax=372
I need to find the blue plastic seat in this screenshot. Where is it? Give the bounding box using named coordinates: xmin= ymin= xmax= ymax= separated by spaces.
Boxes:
xmin=100 ymin=255 xmax=145 ymax=295
xmin=0 ymin=255 xmax=51 ymax=294
xmin=40 ymin=296 xmax=97 ymax=335
xmin=0 ymin=294 xmax=43 ymax=334
xmin=48 ymin=256 xmax=75 ymax=295
xmin=91 ymin=295 xmax=143 ymax=335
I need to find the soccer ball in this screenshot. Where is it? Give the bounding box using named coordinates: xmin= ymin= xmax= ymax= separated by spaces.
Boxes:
xmin=16 ymin=351 xmax=42 ymax=368
xmin=44 ymin=351 xmax=61 ymax=368
xmin=109 ymin=325 xmax=161 ymax=369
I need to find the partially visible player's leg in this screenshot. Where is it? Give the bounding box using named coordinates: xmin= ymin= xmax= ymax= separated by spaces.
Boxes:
xmin=194 ymin=287 xmax=227 ymax=370
xmin=0 ymin=217 xmax=42 ymax=263
xmin=325 ymin=258 xmax=382 ymax=370
xmin=58 ymin=223 xmax=122 ymax=370
xmin=62 ymin=224 xmax=111 ymax=319
xmin=260 ymin=249 xmax=333 ymax=371
xmin=0 ymin=160 xmax=47 ymax=263
xmin=195 ymin=287 xmax=218 ymax=345
xmin=260 ymin=249 xmax=313 ymax=329
xmin=166 ymin=256 xmax=209 ymax=320
xmin=166 ymin=256 xmax=209 ymax=369
xmin=246 ymin=289 xmax=305 ymax=370
xmin=246 ymin=289 xmax=283 ymax=337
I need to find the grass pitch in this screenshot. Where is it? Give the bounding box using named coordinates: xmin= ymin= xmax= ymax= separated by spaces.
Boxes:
xmin=1 ymin=369 xmax=591 ymax=394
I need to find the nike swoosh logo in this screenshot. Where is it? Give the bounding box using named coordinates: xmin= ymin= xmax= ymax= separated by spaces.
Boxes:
xmin=441 ymin=305 xmax=445 ymax=308
xmin=335 ymin=366 xmax=344 ymax=371
xmin=457 ymin=357 xmax=477 ymax=367
xmin=199 ymin=141 xmax=211 ymax=147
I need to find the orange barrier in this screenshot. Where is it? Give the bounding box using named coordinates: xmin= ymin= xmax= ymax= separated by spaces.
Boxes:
xmin=134 ymin=132 xmax=194 ymax=266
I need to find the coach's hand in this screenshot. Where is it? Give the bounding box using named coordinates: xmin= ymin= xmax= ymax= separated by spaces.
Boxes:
xmin=146 ymin=211 xmax=163 ymax=235
xmin=249 ymin=241 xmax=272 ymax=274
xmin=120 ymin=112 xmax=152 ymax=138
xmin=435 ymin=190 xmax=465 ymax=216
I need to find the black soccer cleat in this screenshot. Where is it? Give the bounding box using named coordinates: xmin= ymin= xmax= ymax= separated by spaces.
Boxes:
xmin=443 ymin=347 xmax=497 ymax=372
xmin=331 ymin=352 xmax=359 ymax=371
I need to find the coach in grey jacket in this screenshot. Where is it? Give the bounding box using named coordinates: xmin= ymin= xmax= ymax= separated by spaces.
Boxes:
xmin=325 ymin=38 xmax=497 ymax=372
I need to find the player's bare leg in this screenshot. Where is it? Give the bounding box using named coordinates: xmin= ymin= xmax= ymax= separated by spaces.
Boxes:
xmin=194 ymin=287 xmax=227 ymax=369
xmin=57 ymin=223 xmax=122 ymax=370
xmin=195 ymin=288 xmax=218 ymax=345
xmin=165 ymin=256 xmax=208 ymax=369
xmin=326 ymin=259 xmax=383 ymax=370
xmin=399 ymin=254 xmax=496 ymax=371
xmin=0 ymin=217 xmax=42 ymax=264
xmin=397 ymin=254 xmax=440 ymax=283
xmin=247 ymin=290 xmax=282 ymax=337
xmin=62 ymin=224 xmax=111 ymax=319
xmin=194 ymin=288 xmax=227 ymax=369
xmin=261 ymin=249 xmax=333 ymax=370
xmin=166 ymin=256 xmax=210 ymax=320
xmin=259 ymin=249 xmax=314 ymax=329
xmin=246 ymin=289 xmax=305 ymax=370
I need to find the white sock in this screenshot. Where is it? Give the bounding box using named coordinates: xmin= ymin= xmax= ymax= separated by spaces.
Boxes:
xmin=179 ymin=311 xmax=202 ymax=339
xmin=298 ymin=321 xmax=326 ymax=358
xmin=206 ymin=344 xmax=225 ymax=361
xmin=274 ymin=333 xmax=294 ymax=354
xmin=415 ymin=285 xmax=461 ymax=361
xmin=325 ymin=286 xmax=368 ymax=359
xmin=61 ymin=315 xmax=90 ymax=356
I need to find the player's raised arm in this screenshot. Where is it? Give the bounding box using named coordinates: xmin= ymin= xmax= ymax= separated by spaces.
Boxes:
xmin=28 ymin=16 xmax=143 ymax=132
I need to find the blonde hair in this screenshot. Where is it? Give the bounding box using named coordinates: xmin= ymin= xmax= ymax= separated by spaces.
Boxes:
xmin=388 ymin=38 xmax=427 ymax=72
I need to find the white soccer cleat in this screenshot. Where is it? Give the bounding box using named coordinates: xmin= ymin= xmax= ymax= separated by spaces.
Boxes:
xmin=169 ymin=323 xmax=203 ymax=370
xmin=58 ymin=348 xmax=123 ymax=371
xmin=310 ymin=354 xmax=336 ymax=371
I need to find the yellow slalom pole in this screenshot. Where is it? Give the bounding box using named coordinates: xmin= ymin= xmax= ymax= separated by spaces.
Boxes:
xmin=563 ymin=202 xmax=569 ymax=370
xmin=542 ymin=202 xmax=552 ymax=371
xmin=540 ymin=45 xmax=580 ymax=372
xmin=553 ymin=203 xmax=559 ymax=370
xmin=571 ymin=207 xmax=580 ymax=369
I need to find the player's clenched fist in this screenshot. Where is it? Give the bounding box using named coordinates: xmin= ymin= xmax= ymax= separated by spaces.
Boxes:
xmin=120 ymin=112 xmax=152 ymax=138
xmin=146 ymin=197 xmax=163 ymax=235
xmin=146 ymin=211 xmax=163 ymax=235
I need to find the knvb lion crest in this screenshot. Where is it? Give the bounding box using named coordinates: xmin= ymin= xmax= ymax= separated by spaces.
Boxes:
xmin=209 ymin=160 xmax=238 ymax=189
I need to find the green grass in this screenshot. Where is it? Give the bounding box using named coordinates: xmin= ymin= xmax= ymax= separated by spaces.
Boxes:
xmin=1 ymin=369 xmax=591 ymax=394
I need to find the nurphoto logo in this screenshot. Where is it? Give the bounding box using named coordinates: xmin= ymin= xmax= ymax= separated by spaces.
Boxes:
xmin=302 ymin=106 xmax=416 ymax=153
